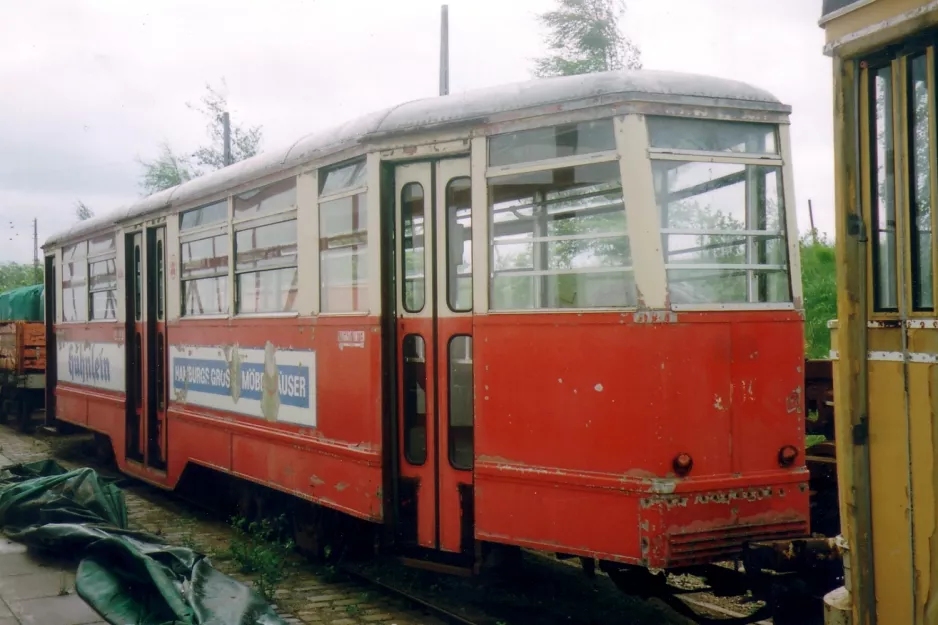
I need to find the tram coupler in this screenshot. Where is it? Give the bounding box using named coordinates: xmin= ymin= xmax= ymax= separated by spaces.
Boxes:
xmin=741 ymin=536 xmax=844 ymax=608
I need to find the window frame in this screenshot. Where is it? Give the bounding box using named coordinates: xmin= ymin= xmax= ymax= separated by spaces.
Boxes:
xmin=859 ymin=43 xmax=938 ymax=320
xmin=445 ymin=176 xmax=473 ymax=313
xmin=232 ymin=177 xmax=300 ymax=317
xmin=906 ymin=51 xmax=935 ymax=313
xmin=87 ymin=234 xmax=118 ymax=322
xmin=61 ymin=240 xmax=89 ymax=323
xmin=647 ymin=115 xmax=795 ymax=311
xmin=318 ymin=158 xmax=370 ymax=315
xmin=484 ymin=118 xmax=637 ymax=313
xmin=179 ymin=200 xmax=231 ymax=318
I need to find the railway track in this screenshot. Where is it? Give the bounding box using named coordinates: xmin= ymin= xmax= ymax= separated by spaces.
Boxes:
xmin=0 ymin=419 xmax=790 ymax=625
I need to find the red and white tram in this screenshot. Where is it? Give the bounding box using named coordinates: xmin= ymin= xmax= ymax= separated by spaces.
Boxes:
xmin=43 ymin=69 xmax=809 ymax=574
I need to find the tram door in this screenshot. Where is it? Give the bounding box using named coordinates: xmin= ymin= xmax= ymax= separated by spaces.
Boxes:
xmin=125 ymin=227 xmax=168 ymax=470
xmin=848 ymin=52 xmax=938 ymax=623
xmin=393 ymin=158 xmax=475 ymax=553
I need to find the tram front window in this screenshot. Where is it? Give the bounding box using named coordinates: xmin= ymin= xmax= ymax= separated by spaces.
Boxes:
xmin=488 ymin=160 xmax=637 ymax=310
xmin=648 ymin=117 xmax=792 ymax=306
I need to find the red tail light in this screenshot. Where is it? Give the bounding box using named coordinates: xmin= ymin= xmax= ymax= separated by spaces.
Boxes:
xmin=778 ymin=445 xmax=798 ymax=467
xmin=673 ymin=452 xmax=693 ymax=477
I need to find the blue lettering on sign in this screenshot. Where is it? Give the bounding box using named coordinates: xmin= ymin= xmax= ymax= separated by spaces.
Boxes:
xmin=67 ymin=344 xmax=112 ymax=384
xmin=172 ymin=358 xmax=310 ymax=409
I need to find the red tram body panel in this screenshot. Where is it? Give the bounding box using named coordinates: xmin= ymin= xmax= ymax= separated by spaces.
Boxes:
xmin=44 ymin=69 xmax=810 ymax=574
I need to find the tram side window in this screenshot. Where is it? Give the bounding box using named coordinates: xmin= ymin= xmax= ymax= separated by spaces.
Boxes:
xmin=487 ymin=122 xmax=636 ymax=310
xmin=234 ymin=178 xmax=298 ymax=314
xmin=648 ymin=117 xmax=790 ymax=305
xmin=62 ymin=241 xmax=88 ymax=322
xmin=446 ymin=178 xmax=472 ymax=312
xmin=88 ymin=234 xmax=117 ymax=320
xmin=448 ymin=335 xmax=473 ymax=470
xmin=871 ymin=66 xmax=899 ymax=312
xmin=319 ymin=160 xmax=369 ymax=313
xmin=180 ymin=200 xmax=230 ymax=317
xmin=909 ymin=55 xmax=933 ymax=311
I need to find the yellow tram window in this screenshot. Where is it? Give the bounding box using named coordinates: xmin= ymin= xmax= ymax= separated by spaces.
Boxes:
xmin=909 ymin=53 xmax=933 ymax=311
xmin=871 ymin=65 xmax=899 ymax=312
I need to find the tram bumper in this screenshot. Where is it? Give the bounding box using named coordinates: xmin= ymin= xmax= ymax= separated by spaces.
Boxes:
xmin=638 ymin=474 xmax=811 ymax=569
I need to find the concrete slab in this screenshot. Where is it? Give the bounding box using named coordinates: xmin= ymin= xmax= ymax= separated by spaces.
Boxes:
xmin=0 ymin=551 xmax=62 ymax=576
xmin=0 ymin=599 xmax=13 ymax=618
xmin=0 ymin=618 xmax=17 ymax=625
xmin=9 ymin=594 xmax=101 ymax=625
xmin=0 ymin=553 xmax=44 ymax=578
xmin=0 ymin=570 xmax=76 ymax=602
xmin=0 ymin=540 xmax=26 ymax=556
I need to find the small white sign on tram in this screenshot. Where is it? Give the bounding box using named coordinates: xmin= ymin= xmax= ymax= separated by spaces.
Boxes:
xmin=57 ymin=341 xmax=126 ymax=392
xmin=169 ymin=342 xmax=316 ymax=427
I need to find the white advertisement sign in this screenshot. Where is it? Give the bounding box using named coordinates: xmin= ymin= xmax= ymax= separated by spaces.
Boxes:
xmin=57 ymin=341 xmax=126 ymax=392
xmin=170 ymin=342 xmax=316 ymax=427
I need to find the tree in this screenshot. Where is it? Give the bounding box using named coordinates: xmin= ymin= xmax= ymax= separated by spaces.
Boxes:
xmin=75 ymin=201 xmax=94 ymax=221
xmin=137 ymin=142 xmax=194 ymax=196
xmin=800 ymin=233 xmax=837 ymax=359
xmin=188 ymin=80 xmax=262 ymax=171
xmin=137 ymin=80 xmax=263 ymax=195
xmin=534 ymin=0 xmax=641 ymax=78
xmin=0 ymin=263 xmax=41 ymax=291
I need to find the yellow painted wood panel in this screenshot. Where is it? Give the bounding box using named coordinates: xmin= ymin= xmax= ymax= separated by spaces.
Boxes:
xmin=868 ymin=359 xmax=914 ymax=622
xmin=825 ymin=0 xmax=938 ymax=58
xmin=909 ymin=362 xmax=937 ymax=624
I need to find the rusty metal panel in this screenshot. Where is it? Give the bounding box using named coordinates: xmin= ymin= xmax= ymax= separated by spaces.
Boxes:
xmin=472 ymin=310 xmax=810 ymax=567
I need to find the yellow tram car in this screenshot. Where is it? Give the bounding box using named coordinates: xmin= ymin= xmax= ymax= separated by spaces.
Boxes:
xmin=820 ymin=1 xmax=938 ymax=624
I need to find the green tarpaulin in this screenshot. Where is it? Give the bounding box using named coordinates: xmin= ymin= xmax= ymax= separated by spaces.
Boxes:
xmin=0 ymin=459 xmax=286 ymax=625
xmin=0 ymin=284 xmax=43 ymax=322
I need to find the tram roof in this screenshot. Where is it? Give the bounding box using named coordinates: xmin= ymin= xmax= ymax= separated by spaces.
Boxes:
xmin=820 ymin=0 xmax=867 ymax=22
xmin=44 ymin=68 xmax=788 ymax=248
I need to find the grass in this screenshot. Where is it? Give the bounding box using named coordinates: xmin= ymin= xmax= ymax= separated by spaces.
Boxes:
xmin=222 ymin=514 xmax=295 ymax=602
xmin=800 ymin=233 xmax=837 ymax=360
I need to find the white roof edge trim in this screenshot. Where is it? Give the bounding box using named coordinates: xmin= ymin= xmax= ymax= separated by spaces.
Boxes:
xmin=44 ymin=69 xmax=789 ymax=249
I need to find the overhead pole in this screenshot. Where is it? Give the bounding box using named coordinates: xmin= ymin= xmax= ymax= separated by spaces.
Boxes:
xmin=32 ymin=218 xmax=39 ymax=283
xmin=222 ymin=111 xmax=232 ymax=166
xmin=808 ymin=198 xmax=818 ymax=244
xmin=439 ymin=4 xmax=450 ymax=96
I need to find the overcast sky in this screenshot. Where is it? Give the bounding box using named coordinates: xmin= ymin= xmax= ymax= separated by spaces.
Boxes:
xmin=0 ymin=0 xmax=832 ymax=263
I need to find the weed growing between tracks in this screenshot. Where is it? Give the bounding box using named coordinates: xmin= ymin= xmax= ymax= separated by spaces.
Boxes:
xmin=216 ymin=513 xmax=296 ymax=601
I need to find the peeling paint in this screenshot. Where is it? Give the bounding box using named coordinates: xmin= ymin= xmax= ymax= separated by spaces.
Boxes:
xmin=223 ymin=343 xmax=242 ymax=404
xmin=692 ymin=486 xmax=775 ymax=505
xmin=786 ymin=386 xmax=802 ymax=414
xmin=308 ymin=474 xmax=325 ymax=487
xmin=641 ymin=495 xmax=688 ymax=510
xmin=633 ymin=310 xmax=678 ymax=324
xmin=260 ymin=341 xmax=280 ymax=421
xmin=594 ymin=383 xmax=604 ymax=392
xmin=713 ymin=395 xmax=726 ymax=411
xmin=335 ymin=482 xmax=349 ymax=492
xmin=650 ymin=478 xmax=677 ymax=494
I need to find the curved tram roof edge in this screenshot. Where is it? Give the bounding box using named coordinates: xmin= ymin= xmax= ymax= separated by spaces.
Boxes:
xmin=43 ymin=68 xmax=790 ymax=249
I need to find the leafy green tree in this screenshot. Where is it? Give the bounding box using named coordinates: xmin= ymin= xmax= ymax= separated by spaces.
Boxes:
xmin=188 ymin=80 xmax=263 ymax=171
xmin=534 ymin=0 xmax=641 ymax=78
xmin=137 ymin=80 xmax=262 ymax=195
xmin=0 ymin=263 xmax=41 ymax=292
xmin=800 ymin=233 xmax=837 ymax=359
xmin=137 ymin=142 xmax=194 ymax=196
